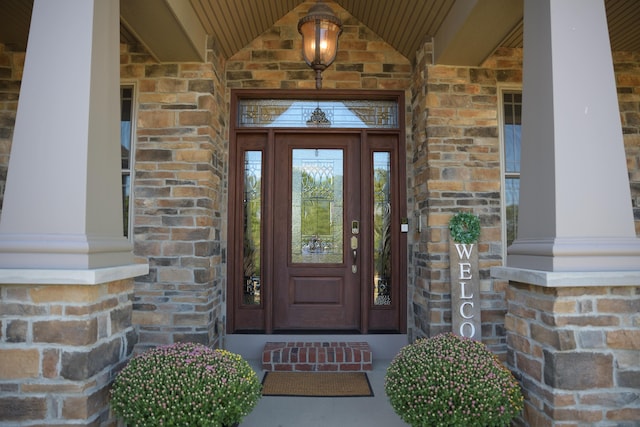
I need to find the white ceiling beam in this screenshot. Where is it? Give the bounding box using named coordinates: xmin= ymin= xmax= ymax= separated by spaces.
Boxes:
xmin=433 ymin=0 xmax=523 ymax=66
xmin=120 ymin=0 xmax=207 ymax=62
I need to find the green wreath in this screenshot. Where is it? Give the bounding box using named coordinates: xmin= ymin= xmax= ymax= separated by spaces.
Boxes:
xmin=448 ymin=212 xmax=480 ymax=244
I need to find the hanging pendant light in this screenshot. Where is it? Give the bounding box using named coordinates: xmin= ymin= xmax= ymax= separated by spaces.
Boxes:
xmin=298 ymin=1 xmax=343 ymax=89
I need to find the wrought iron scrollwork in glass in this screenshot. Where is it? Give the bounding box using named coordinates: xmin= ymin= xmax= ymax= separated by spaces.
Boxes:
xmin=242 ymin=152 xmax=262 ymax=305
xmin=291 ymin=149 xmax=343 ymax=264
xmin=238 ymin=99 xmax=398 ymax=129
xmin=373 ymin=152 xmax=392 ymax=306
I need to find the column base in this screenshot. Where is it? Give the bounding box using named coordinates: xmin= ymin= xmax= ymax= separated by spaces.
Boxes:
xmin=0 ymin=233 xmax=135 ymax=269
xmin=507 ymin=236 xmax=640 ymax=272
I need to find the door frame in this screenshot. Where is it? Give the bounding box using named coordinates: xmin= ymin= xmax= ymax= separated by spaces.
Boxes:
xmin=227 ymin=89 xmax=407 ymax=334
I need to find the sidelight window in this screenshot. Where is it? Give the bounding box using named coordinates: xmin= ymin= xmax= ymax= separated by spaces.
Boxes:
xmin=373 ymin=152 xmax=392 ymax=306
xmin=242 ymin=151 xmax=262 ymax=305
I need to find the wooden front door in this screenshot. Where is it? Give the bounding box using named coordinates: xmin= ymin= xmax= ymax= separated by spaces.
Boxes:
xmin=228 ymin=91 xmax=407 ymax=334
xmin=272 ymin=133 xmax=361 ymax=331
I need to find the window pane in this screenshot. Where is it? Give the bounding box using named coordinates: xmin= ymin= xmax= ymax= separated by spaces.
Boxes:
xmin=243 ymin=151 xmax=262 ymax=305
xmin=503 ymin=93 xmax=522 ymax=174
xmin=504 ymin=124 xmax=521 ymax=173
xmin=122 ymin=174 xmax=130 ymax=238
xmin=291 ymin=149 xmax=344 ymax=264
xmin=120 ymin=87 xmax=133 ymax=170
xmin=503 ymin=91 xmax=522 ymax=248
xmin=373 ymin=152 xmax=391 ymax=306
xmin=505 ymin=178 xmax=520 ymax=247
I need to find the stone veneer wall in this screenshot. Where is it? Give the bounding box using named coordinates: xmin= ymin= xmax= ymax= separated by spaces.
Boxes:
xmin=410 ymin=45 xmax=640 ymax=355
xmin=0 ymin=279 xmax=136 ymax=425
xmin=120 ymin=38 xmax=228 ymax=350
xmin=223 ymin=0 xmax=415 ymax=334
xmin=0 ymin=44 xmax=23 ymax=219
xmin=410 ymin=45 xmax=524 ymax=355
xmin=506 ymin=283 xmax=640 ymax=426
xmin=225 ymin=1 xmax=411 ymax=92
xmin=616 ymin=51 xmax=640 ymax=235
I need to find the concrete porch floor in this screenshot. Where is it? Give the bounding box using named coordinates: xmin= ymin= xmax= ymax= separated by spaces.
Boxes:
xmin=226 ymin=334 xmax=410 ymax=426
xmin=241 ymin=359 xmax=410 ymax=427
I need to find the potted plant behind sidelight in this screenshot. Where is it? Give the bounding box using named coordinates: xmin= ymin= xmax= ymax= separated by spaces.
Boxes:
xmin=110 ymin=342 xmax=261 ymax=427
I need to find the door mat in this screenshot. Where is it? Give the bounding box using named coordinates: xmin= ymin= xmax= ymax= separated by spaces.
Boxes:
xmin=261 ymin=371 xmax=374 ymax=397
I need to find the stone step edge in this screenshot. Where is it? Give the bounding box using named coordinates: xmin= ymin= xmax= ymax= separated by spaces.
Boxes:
xmin=262 ymin=341 xmax=373 ymax=372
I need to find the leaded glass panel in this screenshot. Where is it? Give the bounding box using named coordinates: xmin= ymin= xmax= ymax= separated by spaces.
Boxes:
xmin=291 ymin=149 xmax=344 ymax=264
xmin=243 ymin=151 xmax=262 ymax=305
xmin=238 ymin=99 xmax=398 ymax=129
xmin=373 ymin=152 xmax=391 ymax=306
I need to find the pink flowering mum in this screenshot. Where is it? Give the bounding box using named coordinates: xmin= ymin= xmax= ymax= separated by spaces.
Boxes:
xmin=110 ymin=342 xmax=261 ymax=427
xmin=384 ymin=333 xmax=523 ymax=427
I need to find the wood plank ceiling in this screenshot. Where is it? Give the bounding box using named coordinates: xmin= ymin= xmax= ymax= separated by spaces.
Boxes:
xmin=0 ymin=0 xmax=639 ymax=62
xmin=188 ymin=0 xmax=458 ymax=61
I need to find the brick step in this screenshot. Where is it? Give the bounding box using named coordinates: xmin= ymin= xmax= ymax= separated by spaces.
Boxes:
xmin=262 ymin=341 xmax=373 ymax=372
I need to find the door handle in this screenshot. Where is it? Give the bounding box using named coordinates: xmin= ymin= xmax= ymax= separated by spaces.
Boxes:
xmin=350 ymin=235 xmax=358 ymax=273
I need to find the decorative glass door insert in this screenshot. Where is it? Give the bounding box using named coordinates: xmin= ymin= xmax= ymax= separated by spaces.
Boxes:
xmin=291 ymin=149 xmax=343 ymax=264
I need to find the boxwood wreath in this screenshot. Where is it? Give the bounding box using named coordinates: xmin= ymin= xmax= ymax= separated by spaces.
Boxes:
xmin=449 ymin=212 xmax=480 ymax=244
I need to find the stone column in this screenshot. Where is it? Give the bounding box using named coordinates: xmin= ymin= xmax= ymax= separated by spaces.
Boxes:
xmin=502 ymin=277 xmax=640 ymax=426
xmin=493 ymin=1 xmax=640 ymax=425
xmin=0 ymin=277 xmax=139 ymax=425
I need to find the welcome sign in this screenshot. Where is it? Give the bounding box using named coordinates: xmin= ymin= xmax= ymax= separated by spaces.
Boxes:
xmin=450 ymin=242 xmax=481 ymax=340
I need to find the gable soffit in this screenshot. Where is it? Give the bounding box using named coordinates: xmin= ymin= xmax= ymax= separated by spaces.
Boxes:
xmin=0 ymin=0 xmax=639 ymax=66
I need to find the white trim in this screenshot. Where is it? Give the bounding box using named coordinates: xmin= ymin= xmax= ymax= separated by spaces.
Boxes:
xmin=491 ymin=266 xmax=640 ymax=287
xmin=0 ymin=263 xmax=149 ymax=285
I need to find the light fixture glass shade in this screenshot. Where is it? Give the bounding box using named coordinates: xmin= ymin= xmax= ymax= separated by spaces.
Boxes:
xmin=298 ymin=2 xmax=342 ymax=88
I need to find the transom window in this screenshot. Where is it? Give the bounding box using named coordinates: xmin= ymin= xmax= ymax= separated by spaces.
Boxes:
xmin=237 ymin=99 xmax=399 ymax=128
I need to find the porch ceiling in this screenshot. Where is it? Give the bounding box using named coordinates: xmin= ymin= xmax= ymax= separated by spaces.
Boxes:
xmin=0 ymin=0 xmax=639 ymax=65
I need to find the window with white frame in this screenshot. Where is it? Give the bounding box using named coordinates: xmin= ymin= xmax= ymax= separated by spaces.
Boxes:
xmin=120 ymin=86 xmax=134 ymax=238
xmin=501 ymin=90 xmax=522 ymax=250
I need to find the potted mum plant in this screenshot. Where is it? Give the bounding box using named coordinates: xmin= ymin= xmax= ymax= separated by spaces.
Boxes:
xmin=110 ymin=342 xmax=261 ymax=427
xmin=385 ymin=333 xmax=523 ymax=427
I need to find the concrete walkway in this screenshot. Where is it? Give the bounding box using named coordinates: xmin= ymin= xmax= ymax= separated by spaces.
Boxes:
xmin=241 ymin=359 xmax=410 ymax=427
